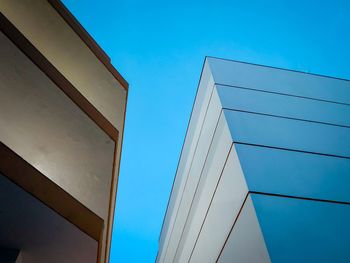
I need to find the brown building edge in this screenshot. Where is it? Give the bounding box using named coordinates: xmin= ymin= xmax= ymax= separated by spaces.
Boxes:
xmin=0 ymin=142 xmax=104 ymax=263
xmin=47 ymin=1 xmax=130 ymax=260
xmin=47 ymin=0 xmax=129 ymax=91
xmin=0 ymin=2 xmax=128 ymax=262
xmin=0 ymin=141 xmax=104 ymax=242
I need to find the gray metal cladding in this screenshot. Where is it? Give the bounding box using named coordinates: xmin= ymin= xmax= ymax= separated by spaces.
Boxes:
xmin=236 ymin=145 xmax=350 ymax=202
xmin=216 ymin=84 xmax=350 ymax=127
xmin=188 ymin=144 xmax=248 ymax=263
xmin=223 ymin=109 xmax=350 ymax=157
xmin=250 ymin=193 xmax=350 ymax=263
xmin=218 ymin=195 xmax=270 ymax=263
xmin=207 ymin=57 xmax=350 ymax=104
xmin=174 ymin=113 xmax=233 ymax=263
xmin=157 ymin=57 xmax=350 ymax=263
xmin=158 ymin=62 xmax=215 ymax=251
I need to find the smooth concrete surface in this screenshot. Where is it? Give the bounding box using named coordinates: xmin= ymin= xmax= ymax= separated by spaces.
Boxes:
xmin=1 ymin=2 xmax=128 ymax=261
xmin=0 ymin=0 xmax=126 ymax=131
xmin=0 ymin=174 xmax=98 ymax=263
xmin=0 ymin=31 xmax=114 ymax=220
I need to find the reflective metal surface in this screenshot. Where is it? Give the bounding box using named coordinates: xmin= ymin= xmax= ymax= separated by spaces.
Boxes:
xmin=252 ymin=193 xmax=350 ymax=263
xmin=158 ymin=57 xmax=350 ymax=263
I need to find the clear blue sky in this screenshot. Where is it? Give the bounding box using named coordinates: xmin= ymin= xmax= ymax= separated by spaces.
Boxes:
xmin=62 ymin=0 xmax=350 ymax=262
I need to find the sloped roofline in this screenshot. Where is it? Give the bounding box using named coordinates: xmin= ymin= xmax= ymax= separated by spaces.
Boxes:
xmin=48 ymin=0 xmax=129 ymax=90
xmin=206 ymin=56 xmax=350 ymax=82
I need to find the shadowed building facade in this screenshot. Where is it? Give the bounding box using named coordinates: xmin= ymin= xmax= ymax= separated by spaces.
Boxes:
xmin=157 ymin=57 xmax=350 ymax=263
xmin=0 ymin=1 xmax=128 ymax=262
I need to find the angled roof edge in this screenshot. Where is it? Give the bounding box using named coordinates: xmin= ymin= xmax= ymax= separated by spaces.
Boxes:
xmin=205 ymin=56 xmax=350 ymax=83
xmin=158 ymin=57 xmax=214 ymax=240
xmin=48 ymin=0 xmax=129 ymax=90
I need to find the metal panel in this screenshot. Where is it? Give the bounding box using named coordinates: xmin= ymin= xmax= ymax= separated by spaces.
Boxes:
xmin=158 ymin=60 xmax=215 ymax=261
xmin=252 ymin=193 xmax=350 ymax=263
xmin=190 ymin=144 xmax=248 ymax=263
xmin=158 ymin=58 xmax=350 ymax=263
xmin=207 ymin=57 xmax=350 ymax=104
xmin=216 ymin=84 xmax=350 ymax=127
xmin=163 ymin=83 xmax=223 ymax=262
xmin=224 ymin=110 xmax=350 ymax=157
xmin=218 ymin=195 xmax=270 ymax=263
xmin=236 ymin=144 xmax=350 ymax=202
xmin=174 ymin=112 xmax=232 ymax=262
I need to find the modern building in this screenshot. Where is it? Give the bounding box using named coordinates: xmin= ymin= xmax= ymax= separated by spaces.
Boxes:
xmin=0 ymin=1 xmax=127 ymax=262
xmin=157 ymin=57 xmax=350 ymax=263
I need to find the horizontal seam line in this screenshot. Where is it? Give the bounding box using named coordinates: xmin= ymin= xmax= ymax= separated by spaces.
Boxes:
xmin=207 ymin=56 xmax=350 ymax=82
xmin=233 ymin=142 xmax=350 ymax=160
xmin=250 ymin=191 xmax=350 ymax=205
xmin=222 ymin=108 xmax=350 ymax=128
xmin=216 ymin=83 xmax=350 ymax=107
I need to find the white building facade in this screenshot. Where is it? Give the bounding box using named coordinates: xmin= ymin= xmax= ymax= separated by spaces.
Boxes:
xmin=157 ymin=57 xmax=350 ymax=263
